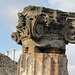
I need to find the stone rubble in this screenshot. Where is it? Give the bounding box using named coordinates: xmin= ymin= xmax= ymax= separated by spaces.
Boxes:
xmin=0 ymin=53 xmax=17 ymax=75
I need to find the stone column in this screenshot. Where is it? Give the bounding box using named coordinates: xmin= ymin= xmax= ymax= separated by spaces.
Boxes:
xmin=11 ymin=49 xmax=16 ymax=61
xmin=5 ymin=51 xmax=9 ymax=56
xmin=17 ymin=47 xmax=68 ymax=75
xmin=11 ymin=6 xmax=75 ymax=75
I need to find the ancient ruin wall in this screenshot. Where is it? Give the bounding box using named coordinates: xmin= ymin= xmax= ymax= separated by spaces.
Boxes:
xmin=0 ymin=53 xmax=17 ymax=75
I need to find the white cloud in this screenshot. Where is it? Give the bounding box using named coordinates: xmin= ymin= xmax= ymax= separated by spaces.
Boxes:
xmin=68 ymin=65 xmax=75 ymax=75
xmin=48 ymin=0 xmax=75 ymax=12
xmin=66 ymin=44 xmax=75 ymax=75
xmin=66 ymin=44 xmax=75 ymax=65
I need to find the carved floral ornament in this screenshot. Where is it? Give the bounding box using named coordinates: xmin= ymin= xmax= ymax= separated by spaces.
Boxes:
xmin=11 ymin=6 xmax=75 ymax=49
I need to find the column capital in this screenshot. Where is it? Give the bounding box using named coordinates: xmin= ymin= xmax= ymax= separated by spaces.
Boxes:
xmin=11 ymin=6 xmax=75 ymax=50
xmin=5 ymin=51 xmax=9 ymax=52
xmin=5 ymin=51 xmax=9 ymax=56
xmin=11 ymin=49 xmax=16 ymax=51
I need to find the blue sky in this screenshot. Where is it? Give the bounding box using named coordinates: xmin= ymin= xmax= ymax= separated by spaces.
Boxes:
xmin=0 ymin=0 xmax=75 ymax=75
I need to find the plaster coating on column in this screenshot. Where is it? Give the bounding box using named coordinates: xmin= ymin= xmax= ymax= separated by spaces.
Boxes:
xmin=5 ymin=51 xmax=9 ymax=56
xmin=11 ymin=49 xmax=16 ymax=61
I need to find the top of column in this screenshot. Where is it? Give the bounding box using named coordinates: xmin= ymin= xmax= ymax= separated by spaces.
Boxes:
xmin=11 ymin=49 xmax=16 ymax=51
xmin=11 ymin=6 xmax=75 ymax=49
xmin=5 ymin=51 xmax=9 ymax=53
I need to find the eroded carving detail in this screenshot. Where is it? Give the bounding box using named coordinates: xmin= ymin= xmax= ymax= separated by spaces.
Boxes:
xmin=11 ymin=6 xmax=75 ymax=49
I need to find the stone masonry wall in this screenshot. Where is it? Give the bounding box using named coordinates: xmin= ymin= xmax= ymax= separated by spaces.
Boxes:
xmin=0 ymin=53 xmax=17 ymax=75
xmin=17 ymin=53 xmax=68 ymax=75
